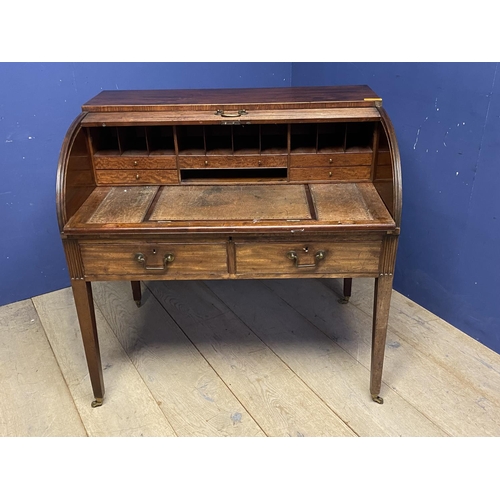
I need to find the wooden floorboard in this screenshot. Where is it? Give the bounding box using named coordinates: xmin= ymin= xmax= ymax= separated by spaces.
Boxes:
xmin=0 ymin=299 xmax=86 ymax=437
xmin=2 ymin=277 xmax=500 ymax=437
xmin=267 ymin=278 xmax=500 ymax=436
xmin=336 ymin=278 xmax=500 ymax=408
xmin=147 ymin=280 xmax=355 ymax=437
xmin=206 ymin=280 xmax=446 ymax=437
xmin=92 ymin=281 xmax=265 ymax=437
xmin=33 ymin=288 xmax=176 ymax=437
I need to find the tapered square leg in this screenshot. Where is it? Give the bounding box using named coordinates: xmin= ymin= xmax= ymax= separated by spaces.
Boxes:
xmin=71 ymin=280 xmax=104 ymax=407
xmin=370 ymin=275 xmax=393 ymax=404
xmin=340 ymin=278 xmax=352 ymax=304
xmin=131 ymin=280 xmax=142 ymax=307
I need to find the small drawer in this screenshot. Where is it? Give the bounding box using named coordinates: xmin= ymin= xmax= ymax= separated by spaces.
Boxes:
xmin=178 ymin=155 xmax=286 ymax=169
xmin=289 ymin=167 xmax=371 ymax=182
xmin=94 ymin=156 xmax=177 ymax=170
xmin=96 ymin=169 xmax=178 ymax=185
xmin=235 ymin=241 xmax=382 ymax=276
xmin=81 ymin=242 xmax=228 ymax=278
xmin=289 ymin=152 xmax=372 ymax=168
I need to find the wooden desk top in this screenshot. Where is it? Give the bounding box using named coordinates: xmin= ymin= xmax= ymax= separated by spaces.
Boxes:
xmin=82 ymin=86 xmax=382 ymax=113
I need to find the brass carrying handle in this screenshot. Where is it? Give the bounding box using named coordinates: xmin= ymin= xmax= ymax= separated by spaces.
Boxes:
xmin=215 ymin=109 xmax=248 ymax=118
xmin=287 ymin=250 xmax=326 ymax=268
xmin=135 ymin=252 xmax=175 ymax=271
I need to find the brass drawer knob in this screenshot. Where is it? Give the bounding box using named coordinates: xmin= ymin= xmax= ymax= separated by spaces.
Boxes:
xmin=204 ymin=160 xmax=209 ymax=166
xmin=287 ymin=249 xmax=326 ymax=268
xmin=258 ymin=160 xmax=262 ymax=166
xmin=136 ymin=174 xmax=140 ymax=180
xmin=329 ymin=158 xmax=333 ymax=164
xmin=133 ymin=160 xmax=139 ymax=166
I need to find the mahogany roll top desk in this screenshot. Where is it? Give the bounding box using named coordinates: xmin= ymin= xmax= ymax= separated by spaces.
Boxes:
xmin=57 ymin=86 xmax=401 ymax=408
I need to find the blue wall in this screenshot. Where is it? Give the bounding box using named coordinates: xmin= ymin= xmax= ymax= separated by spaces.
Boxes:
xmin=2 ymin=62 xmax=499 ymax=355
xmin=292 ymin=63 xmax=500 ymax=353
xmin=0 ymin=63 xmax=291 ymax=306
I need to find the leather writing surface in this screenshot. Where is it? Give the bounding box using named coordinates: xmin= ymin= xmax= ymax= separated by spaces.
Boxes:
xmin=149 ymin=185 xmax=312 ymax=221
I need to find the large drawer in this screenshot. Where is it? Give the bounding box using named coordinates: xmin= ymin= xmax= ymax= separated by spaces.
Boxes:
xmin=235 ymin=240 xmax=381 ymax=275
xmin=81 ymin=242 xmax=228 ymax=277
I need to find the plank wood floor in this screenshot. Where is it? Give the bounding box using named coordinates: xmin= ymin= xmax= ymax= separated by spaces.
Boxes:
xmin=2 ymin=278 xmax=499 ymax=437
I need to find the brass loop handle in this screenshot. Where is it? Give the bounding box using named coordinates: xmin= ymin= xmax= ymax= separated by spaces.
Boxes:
xmin=135 ymin=252 xmax=175 ymax=271
xmin=215 ymin=109 xmax=248 ymax=118
xmin=286 ymin=250 xmax=326 ymax=268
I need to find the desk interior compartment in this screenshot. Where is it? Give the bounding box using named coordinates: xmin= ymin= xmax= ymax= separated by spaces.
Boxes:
xmin=345 ymin=122 xmax=374 ymax=152
xmin=205 ymin=126 xmax=232 ymax=155
xmin=118 ymin=127 xmax=148 ymax=156
xmin=291 ymin=124 xmax=317 ymax=153
xmin=147 ymin=126 xmax=175 ymax=155
xmin=90 ymin=127 xmax=120 ymax=156
xmin=233 ymin=124 xmax=260 ymax=154
xmin=180 ymin=167 xmax=287 ymax=183
xmin=90 ymin=126 xmax=177 ymax=157
xmin=317 ymin=123 xmax=345 ymax=153
xmin=260 ymin=124 xmax=288 ymax=154
xmin=177 ymin=125 xmax=205 ymax=155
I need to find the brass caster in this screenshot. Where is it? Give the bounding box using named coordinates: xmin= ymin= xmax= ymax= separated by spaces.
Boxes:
xmin=371 ymin=394 xmax=384 ymax=404
xmin=135 ymin=300 xmax=141 ymax=308
xmin=339 ymin=296 xmax=350 ymax=304
xmin=91 ymin=398 xmax=103 ymax=408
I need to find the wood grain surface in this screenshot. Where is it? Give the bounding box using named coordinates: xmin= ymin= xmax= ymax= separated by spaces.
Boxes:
xmin=95 ymin=169 xmax=178 ymax=185
xmin=94 ymin=156 xmax=176 ymax=170
xmin=289 ymin=167 xmax=371 ymax=182
xmin=81 ymin=108 xmax=381 ymax=126
xmin=88 ymin=186 xmax=158 ymax=224
xmin=311 ymin=183 xmax=393 ymax=224
xmin=82 ymin=86 xmax=381 ymax=112
xmin=234 ymin=240 xmax=381 ymax=275
xmin=81 ymin=242 xmax=228 ymax=277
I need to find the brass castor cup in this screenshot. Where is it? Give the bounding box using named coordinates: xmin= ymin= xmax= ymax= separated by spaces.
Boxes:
xmin=371 ymin=394 xmax=384 ymax=404
xmin=91 ymin=398 xmax=103 ymax=408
